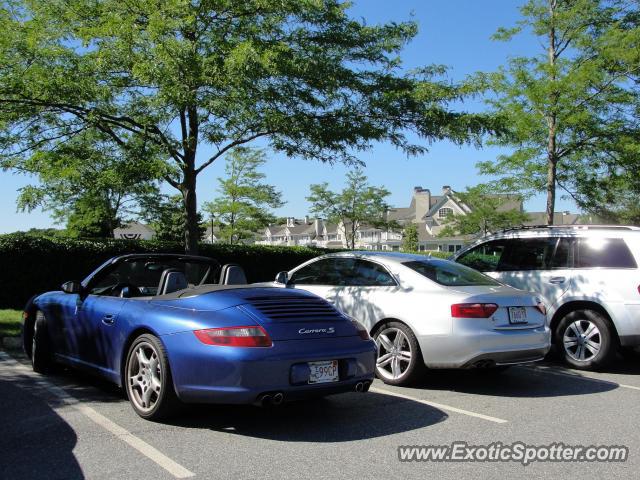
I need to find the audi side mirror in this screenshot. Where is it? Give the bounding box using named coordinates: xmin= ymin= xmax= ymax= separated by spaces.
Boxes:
xmin=61 ymin=281 xmax=83 ymax=295
xmin=274 ymin=271 xmax=289 ymax=285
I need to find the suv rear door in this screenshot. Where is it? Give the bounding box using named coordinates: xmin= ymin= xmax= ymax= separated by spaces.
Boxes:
xmin=456 ymin=236 xmax=574 ymax=309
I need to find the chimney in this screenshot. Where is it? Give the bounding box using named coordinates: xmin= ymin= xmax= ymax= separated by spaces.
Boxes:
xmin=304 ymin=215 xmax=310 ymax=224
xmin=412 ymin=188 xmax=431 ymax=222
xmin=314 ymin=218 xmax=322 ymax=237
xmin=442 ymin=185 xmax=451 ymax=195
xmin=286 ymin=217 xmax=295 ymax=227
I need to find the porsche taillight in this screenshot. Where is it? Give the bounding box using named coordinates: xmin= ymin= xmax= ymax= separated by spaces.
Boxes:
xmin=351 ymin=319 xmax=371 ymax=341
xmin=451 ymin=303 xmax=499 ymax=318
xmin=194 ymin=326 xmax=272 ymax=347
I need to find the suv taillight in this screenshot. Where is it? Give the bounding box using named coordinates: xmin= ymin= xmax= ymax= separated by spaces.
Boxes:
xmin=451 ymin=303 xmax=498 ymax=318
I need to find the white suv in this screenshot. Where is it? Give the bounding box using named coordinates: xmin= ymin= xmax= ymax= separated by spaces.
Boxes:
xmin=452 ymin=226 xmax=640 ymax=369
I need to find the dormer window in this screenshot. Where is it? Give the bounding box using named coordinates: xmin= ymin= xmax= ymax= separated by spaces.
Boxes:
xmin=438 ymin=207 xmax=453 ymax=218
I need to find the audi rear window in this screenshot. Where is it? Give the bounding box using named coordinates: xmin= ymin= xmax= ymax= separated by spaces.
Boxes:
xmin=403 ymin=260 xmax=501 ymax=287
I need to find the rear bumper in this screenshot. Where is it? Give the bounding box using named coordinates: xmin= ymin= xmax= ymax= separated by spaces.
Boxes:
xmin=161 ymin=332 xmax=376 ymax=404
xmin=460 ymin=347 xmax=548 ymax=368
xmin=419 ymin=325 xmax=551 ymax=369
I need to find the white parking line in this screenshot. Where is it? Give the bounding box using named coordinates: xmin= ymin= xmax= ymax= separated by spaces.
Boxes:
xmin=369 ymin=385 xmax=508 ymax=424
xmin=521 ymin=365 xmax=640 ymax=391
xmin=0 ymin=351 xmax=195 ymax=479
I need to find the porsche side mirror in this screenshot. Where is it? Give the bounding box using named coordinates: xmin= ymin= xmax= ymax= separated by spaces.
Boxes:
xmin=61 ymin=280 xmax=83 ymax=295
xmin=274 ymin=271 xmax=289 ymax=285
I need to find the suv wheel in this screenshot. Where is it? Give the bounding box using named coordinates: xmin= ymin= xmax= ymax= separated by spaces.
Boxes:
xmin=555 ymin=309 xmax=616 ymax=369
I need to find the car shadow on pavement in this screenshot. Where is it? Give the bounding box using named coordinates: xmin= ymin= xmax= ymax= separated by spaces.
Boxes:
xmin=406 ymin=365 xmax=619 ymax=398
xmin=0 ymin=379 xmax=84 ymax=480
xmin=165 ymin=391 xmax=447 ymax=442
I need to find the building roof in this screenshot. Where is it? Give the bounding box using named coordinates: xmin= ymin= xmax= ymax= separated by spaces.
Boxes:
xmin=114 ymin=222 xmax=155 ymax=234
xmin=524 ymin=212 xmax=581 ymax=225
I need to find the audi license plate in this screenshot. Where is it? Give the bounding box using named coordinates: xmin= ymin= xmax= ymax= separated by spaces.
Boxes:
xmin=308 ymin=360 xmax=339 ymax=384
xmin=508 ymin=306 xmax=528 ymax=324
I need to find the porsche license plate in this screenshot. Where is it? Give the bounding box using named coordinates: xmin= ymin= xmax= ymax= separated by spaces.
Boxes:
xmin=308 ymin=360 xmax=339 ymax=384
xmin=508 ymin=307 xmax=528 ymax=324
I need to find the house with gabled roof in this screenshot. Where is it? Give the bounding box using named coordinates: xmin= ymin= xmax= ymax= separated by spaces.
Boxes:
xmin=255 ymin=185 xmax=588 ymax=252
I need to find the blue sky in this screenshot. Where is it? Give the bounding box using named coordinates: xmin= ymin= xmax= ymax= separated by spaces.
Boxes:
xmin=0 ymin=0 xmax=576 ymax=233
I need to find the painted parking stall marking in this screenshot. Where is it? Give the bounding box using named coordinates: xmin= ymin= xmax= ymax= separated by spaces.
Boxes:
xmin=0 ymin=351 xmax=195 ymax=479
xmin=369 ymin=385 xmax=509 ymax=424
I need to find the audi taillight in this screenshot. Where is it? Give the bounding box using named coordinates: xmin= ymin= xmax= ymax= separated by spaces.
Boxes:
xmin=194 ymin=326 xmax=272 ymax=347
xmin=351 ymin=319 xmax=371 ymax=340
xmin=451 ymin=303 xmax=499 ymax=318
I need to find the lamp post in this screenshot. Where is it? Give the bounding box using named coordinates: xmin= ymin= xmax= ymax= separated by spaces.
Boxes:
xmin=209 ymin=214 xmax=215 ymax=244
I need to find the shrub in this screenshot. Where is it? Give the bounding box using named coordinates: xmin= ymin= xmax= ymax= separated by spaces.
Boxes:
xmin=0 ymin=234 xmax=329 ymax=309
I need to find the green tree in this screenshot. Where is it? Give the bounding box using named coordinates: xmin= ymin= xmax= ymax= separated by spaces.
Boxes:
xmin=139 ymin=194 xmax=205 ymax=242
xmin=476 ymin=0 xmax=640 ymax=224
xmin=203 ymin=148 xmax=284 ymax=244
xmin=402 ymin=223 xmax=419 ymax=252
xmin=438 ymin=186 xmax=530 ymax=237
xmin=15 ymin=131 xmax=164 ymax=237
xmin=307 ymin=167 xmax=392 ymax=250
xmin=0 ymin=0 xmax=498 ymax=253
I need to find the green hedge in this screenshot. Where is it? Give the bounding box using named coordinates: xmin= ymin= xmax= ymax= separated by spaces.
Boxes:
xmin=0 ymin=234 xmax=329 ymax=309
xmin=0 ymin=234 xmax=458 ymax=309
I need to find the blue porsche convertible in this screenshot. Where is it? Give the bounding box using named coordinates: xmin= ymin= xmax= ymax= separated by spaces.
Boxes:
xmin=22 ymin=254 xmax=376 ymax=420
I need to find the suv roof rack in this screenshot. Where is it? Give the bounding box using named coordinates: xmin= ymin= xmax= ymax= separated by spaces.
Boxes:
xmin=497 ymin=224 xmax=640 ymax=234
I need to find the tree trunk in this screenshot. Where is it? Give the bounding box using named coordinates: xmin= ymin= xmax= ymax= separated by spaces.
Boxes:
xmin=546 ymin=154 xmax=557 ymax=225
xmin=182 ymin=170 xmax=200 ymax=255
xmin=546 ymin=0 xmax=558 ymax=226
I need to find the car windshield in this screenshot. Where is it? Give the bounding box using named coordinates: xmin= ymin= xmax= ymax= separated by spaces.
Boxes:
xmin=403 ymin=259 xmax=501 ymax=287
xmin=89 ymin=258 xmax=220 ymax=296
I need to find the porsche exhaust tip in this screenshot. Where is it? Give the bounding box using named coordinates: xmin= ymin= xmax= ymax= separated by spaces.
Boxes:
xmin=355 ymin=382 xmax=364 ymax=392
xmin=272 ymin=392 xmax=284 ymax=405
xmin=362 ymin=381 xmax=371 ymax=392
xmin=258 ymin=394 xmax=272 ymax=406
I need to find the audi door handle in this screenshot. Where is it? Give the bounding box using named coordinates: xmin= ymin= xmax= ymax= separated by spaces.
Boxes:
xmin=549 ymin=276 xmax=566 ymax=284
xmin=102 ymin=314 xmax=115 ymax=325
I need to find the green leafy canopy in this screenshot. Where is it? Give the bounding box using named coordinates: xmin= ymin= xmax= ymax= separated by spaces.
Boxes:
xmin=1 ymin=0 xmax=499 ymax=252
xmin=203 ymin=147 xmax=284 ymax=244
xmin=307 ymin=167 xmax=392 ymax=249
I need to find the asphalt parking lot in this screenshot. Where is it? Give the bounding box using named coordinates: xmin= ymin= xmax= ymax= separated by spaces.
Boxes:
xmin=1 ymin=349 xmax=639 ymax=480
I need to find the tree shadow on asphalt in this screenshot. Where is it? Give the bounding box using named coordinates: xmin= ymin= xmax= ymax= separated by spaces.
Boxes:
xmin=164 ymin=391 xmax=448 ymax=442
xmin=0 ymin=379 xmax=84 ymax=480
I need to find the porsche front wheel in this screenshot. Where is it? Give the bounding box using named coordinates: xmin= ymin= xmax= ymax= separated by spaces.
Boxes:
xmin=125 ymin=334 xmax=179 ymax=421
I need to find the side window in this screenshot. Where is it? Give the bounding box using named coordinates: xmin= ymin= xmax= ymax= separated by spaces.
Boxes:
xmin=348 ymin=260 xmax=396 ymax=287
xmin=576 ymin=238 xmax=637 ymax=268
xmin=498 ymin=238 xmax=559 ymax=271
xmin=549 ymin=238 xmax=572 ymax=269
xmin=456 ymin=240 xmax=507 ymax=272
xmin=289 ymin=258 xmax=356 ymax=286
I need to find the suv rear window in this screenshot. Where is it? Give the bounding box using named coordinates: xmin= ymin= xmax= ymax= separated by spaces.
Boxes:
xmin=403 ymin=260 xmax=501 ymax=287
xmin=576 ymin=238 xmax=637 ymax=268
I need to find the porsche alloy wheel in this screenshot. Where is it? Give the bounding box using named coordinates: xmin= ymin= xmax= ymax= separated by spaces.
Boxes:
xmin=373 ymin=322 xmax=425 ymax=386
xmin=125 ymin=334 xmax=179 ymax=420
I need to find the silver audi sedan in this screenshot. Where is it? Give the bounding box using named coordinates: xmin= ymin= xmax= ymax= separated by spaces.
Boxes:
xmin=273 ymin=251 xmax=551 ymax=386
